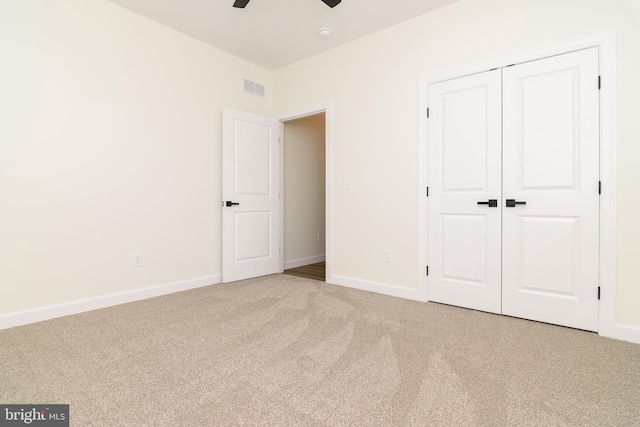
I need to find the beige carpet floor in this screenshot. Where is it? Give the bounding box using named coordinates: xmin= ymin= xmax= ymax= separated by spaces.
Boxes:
xmin=1 ymin=274 xmax=639 ymax=426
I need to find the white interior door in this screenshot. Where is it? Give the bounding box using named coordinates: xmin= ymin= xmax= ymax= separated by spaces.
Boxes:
xmin=427 ymin=70 xmax=502 ymax=314
xmin=501 ymin=48 xmax=600 ymax=331
xmin=222 ymin=108 xmax=280 ymax=283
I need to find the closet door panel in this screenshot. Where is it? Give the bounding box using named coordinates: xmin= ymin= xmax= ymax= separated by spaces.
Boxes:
xmin=427 ymin=70 xmax=502 ymax=314
xmin=502 ymin=48 xmax=600 ymax=331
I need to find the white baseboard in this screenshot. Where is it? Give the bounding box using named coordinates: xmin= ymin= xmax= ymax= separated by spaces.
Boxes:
xmin=0 ymin=274 xmax=221 ymax=331
xmin=328 ymin=274 xmax=420 ymax=301
xmin=284 ymin=255 xmax=326 ymax=270
xmin=616 ymin=323 xmax=640 ymax=344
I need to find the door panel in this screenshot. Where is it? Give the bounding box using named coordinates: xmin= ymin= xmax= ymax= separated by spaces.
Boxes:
xmin=519 ymin=216 xmax=579 ymax=296
xmin=234 ymin=121 xmax=271 ymax=195
xmin=442 ymin=85 xmax=491 ymax=192
xmin=519 ymin=69 xmax=578 ymax=190
xmin=235 ymin=211 xmax=271 ymax=261
xmin=427 ymin=70 xmax=502 ymax=314
xmin=502 ymin=48 xmax=600 ymax=331
xmin=222 ymin=109 xmax=280 ymax=283
xmin=442 ymin=214 xmax=487 ymax=285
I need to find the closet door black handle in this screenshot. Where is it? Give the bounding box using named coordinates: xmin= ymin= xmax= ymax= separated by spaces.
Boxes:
xmin=225 ymin=201 xmax=240 ymax=207
xmin=478 ymin=199 xmax=498 ymax=207
xmin=506 ymin=199 xmax=526 ymax=207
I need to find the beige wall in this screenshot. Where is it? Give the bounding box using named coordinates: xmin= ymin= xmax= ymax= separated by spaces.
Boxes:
xmin=0 ymin=0 xmax=272 ymax=314
xmin=273 ymin=0 xmax=640 ymax=327
xmin=283 ymin=114 xmax=326 ymax=266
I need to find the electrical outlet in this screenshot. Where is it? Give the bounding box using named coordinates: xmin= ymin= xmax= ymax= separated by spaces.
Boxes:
xmin=317 ymin=233 xmax=323 ymax=242
xmin=383 ymin=250 xmax=391 ymax=263
xmin=133 ymin=253 xmax=143 ymax=267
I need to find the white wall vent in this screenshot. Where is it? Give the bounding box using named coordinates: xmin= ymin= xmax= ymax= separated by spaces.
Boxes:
xmin=243 ymin=78 xmax=266 ymax=98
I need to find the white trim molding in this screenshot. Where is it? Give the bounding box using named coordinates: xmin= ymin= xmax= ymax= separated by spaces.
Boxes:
xmin=0 ymin=274 xmax=221 ymax=331
xmin=331 ymin=275 xmax=420 ymax=301
xmin=616 ymin=324 xmax=640 ymax=345
xmin=284 ymin=255 xmax=326 ymax=270
xmin=419 ymin=31 xmax=617 ymax=339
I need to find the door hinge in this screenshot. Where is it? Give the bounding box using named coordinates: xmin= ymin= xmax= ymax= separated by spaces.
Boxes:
xmin=426 ymin=266 xmax=429 ymax=276
xmin=598 ymin=286 xmax=601 ymax=300
xmin=426 ymin=187 xmax=429 ymax=197
xmin=598 ymin=76 xmax=601 ymax=90
xmin=426 ymin=107 xmax=429 ymax=118
xmin=599 ymin=181 xmax=601 ymax=194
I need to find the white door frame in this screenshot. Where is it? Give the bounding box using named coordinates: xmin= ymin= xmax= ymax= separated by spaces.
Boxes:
xmin=277 ymin=102 xmax=334 ymax=282
xmin=419 ymin=31 xmax=617 ymax=338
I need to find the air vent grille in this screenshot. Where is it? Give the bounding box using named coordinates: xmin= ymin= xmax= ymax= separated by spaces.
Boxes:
xmin=243 ymin=78 xmax=266 ymax=98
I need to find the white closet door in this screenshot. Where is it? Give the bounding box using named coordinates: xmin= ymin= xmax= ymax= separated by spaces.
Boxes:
xmin=502 ymin=48 xmax=600 ymax=331
xmin=427 ymin=70 xmax=502 ymax=314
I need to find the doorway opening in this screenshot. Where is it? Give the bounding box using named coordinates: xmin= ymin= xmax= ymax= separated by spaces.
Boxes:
xmin=281 ymin=112 xmax=327 ymax=281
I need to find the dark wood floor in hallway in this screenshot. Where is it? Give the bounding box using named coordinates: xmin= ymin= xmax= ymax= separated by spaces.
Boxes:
xmin=283 ymin=261 xmax=325 ymax=282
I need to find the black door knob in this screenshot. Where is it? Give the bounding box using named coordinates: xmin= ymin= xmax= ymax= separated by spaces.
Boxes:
xmin=506 ymin=199 xmax=526 ymax=207
xmin=477 ymin=199 xmax=498 ymax=207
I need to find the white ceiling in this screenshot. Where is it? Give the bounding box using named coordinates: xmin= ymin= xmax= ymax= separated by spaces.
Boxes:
xmin=106 ymin=0 xmax=461 ymax=70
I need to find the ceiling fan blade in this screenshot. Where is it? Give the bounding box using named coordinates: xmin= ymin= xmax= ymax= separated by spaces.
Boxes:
xmin=233 ymin=0 xmax=250 ymax=8
xmin=321 ymin=0 xmax=341 ymax=7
